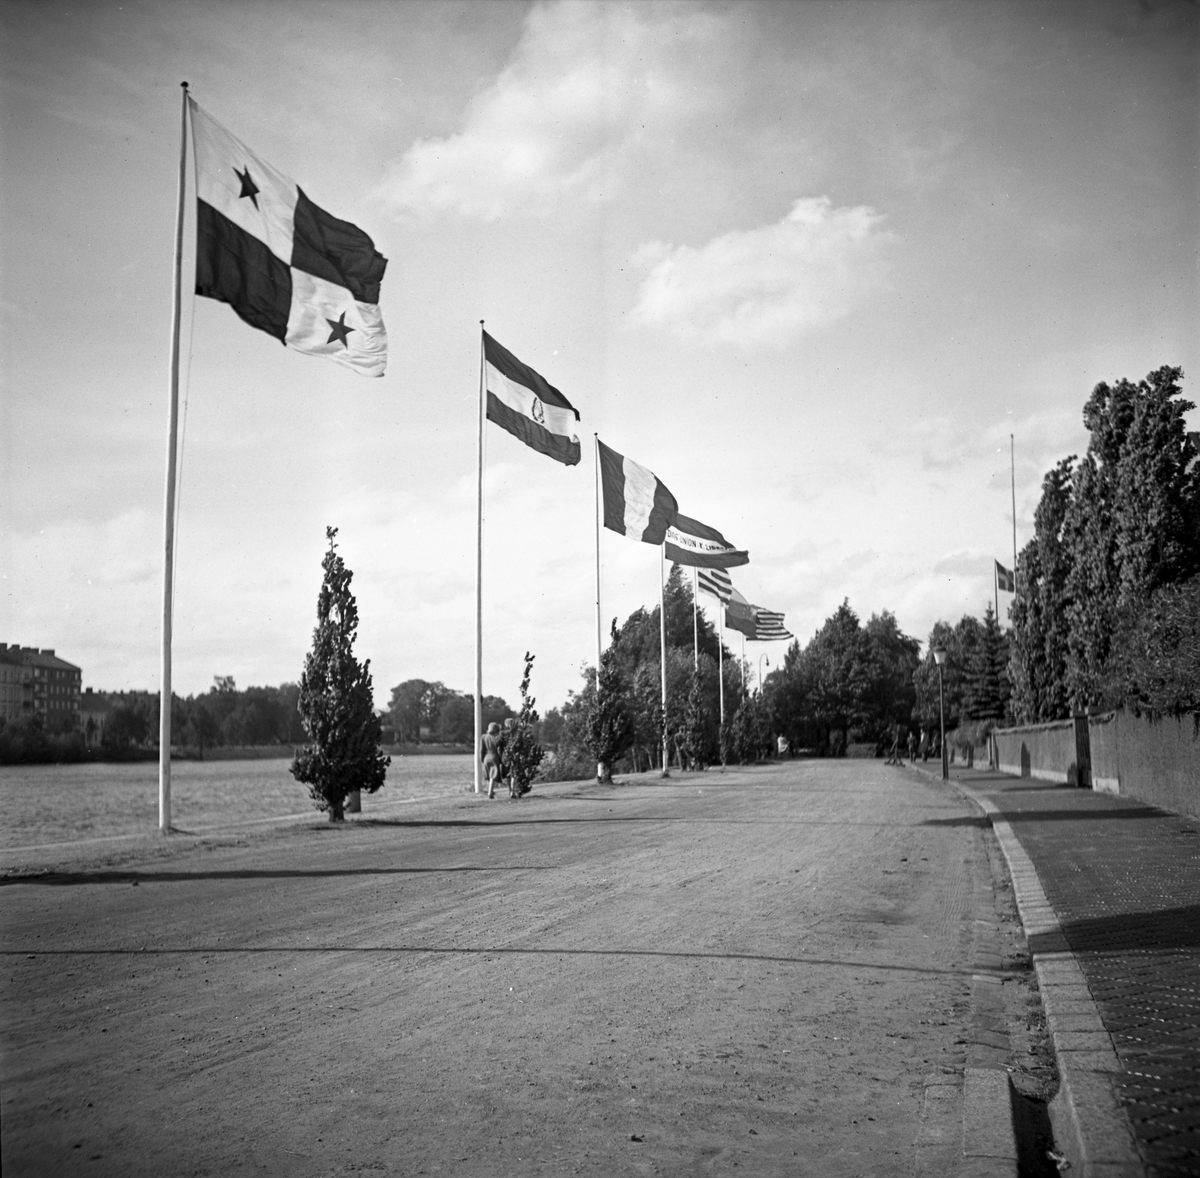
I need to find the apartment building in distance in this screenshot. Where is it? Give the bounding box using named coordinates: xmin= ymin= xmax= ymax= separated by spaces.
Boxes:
xmin=0 ymin=644 xmax=83 ymax=731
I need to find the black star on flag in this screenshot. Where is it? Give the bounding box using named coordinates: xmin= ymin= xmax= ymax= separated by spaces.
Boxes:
xmin=325 ymin=312 xmax=354 ymax=347
xmin=235 ymin=166 xmax=260 ymax=208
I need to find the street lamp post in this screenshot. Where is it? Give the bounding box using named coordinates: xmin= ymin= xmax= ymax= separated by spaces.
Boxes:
xmin=933 ymin=647 xmax=948 ymax=780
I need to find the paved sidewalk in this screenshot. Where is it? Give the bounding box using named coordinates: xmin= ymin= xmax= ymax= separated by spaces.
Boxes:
xmin=916 ymin=762 xmax=1200 ymax=1177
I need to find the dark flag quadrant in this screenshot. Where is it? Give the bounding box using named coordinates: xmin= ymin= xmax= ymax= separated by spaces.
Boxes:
xmin=697 ymin=567 xmax=733 ymax=604
xmin=483 ymin=332 xmax=581 ymax=465
xmin=664 ymin=514 xmax=748 ymax=569
xmin=190 ymin=99 xmax=388 ymax=377
xmin=995 ymin=560 xmax=1015 ymax=593
xmin=597 ymin=439 xmax=678 ymax=544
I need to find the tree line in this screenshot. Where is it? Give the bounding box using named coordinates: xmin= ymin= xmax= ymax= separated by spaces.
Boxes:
xmin=1009 ymin=365 xmax=1198 ymax=721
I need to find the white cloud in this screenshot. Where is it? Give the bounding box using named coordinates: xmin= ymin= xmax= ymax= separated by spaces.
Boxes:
xmin=629 ymin=198 xmax=894 ymax=348
xmin=376 ymin=1 xmax=720 ymax=219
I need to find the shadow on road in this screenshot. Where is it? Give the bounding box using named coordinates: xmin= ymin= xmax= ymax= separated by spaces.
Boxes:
xmin=1029 ymin=903 xmax=1200 ymax=954
xmin=0 ymin=942 xmax=981 ymax=976
xmin=0 ymin=865 xmax=553 ymax=887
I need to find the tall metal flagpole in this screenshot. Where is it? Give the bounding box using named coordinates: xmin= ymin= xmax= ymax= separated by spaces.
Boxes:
xmin=594 ymin=434 xmax=603 ymax=782
xmin=474 ymin=323 xmax=485 ymax=794
xmin=594 ymin=436 xmax=602 ymax=679
xmin=159 ymin=81 xmax=189 ymax=835
xmin=692 ymin=568 xmax=698 ymax=671
xmin=718 ymin=607 xmax=725 ymax=726
xmin=994 ymin=561 xmax=999 ymax=622
xmin=660 ymin=543 xmax=669 ymax=776
xmin=1010 ymin=434 xmax=1018 ymax=588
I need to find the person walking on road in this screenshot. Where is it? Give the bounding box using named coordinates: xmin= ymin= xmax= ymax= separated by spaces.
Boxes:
xmin=479 ymin=722 xmax=503 ymax=799
xmin=906 ymin=730 xmax=916 ymax=763
xmin=919 ymin=727 xmax=929 ymax=763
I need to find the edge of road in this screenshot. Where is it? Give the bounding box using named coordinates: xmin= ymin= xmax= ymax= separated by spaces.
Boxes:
xmin=911 ymin=762 xmax=1145 ymax=1178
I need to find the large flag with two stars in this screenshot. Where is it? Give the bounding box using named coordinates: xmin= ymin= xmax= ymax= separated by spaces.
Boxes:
xmin=190 ymin=99 xmax=388 ymax=377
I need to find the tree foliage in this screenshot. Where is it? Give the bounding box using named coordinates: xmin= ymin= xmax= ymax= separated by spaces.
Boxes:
xmin=505 ymin=652 xmax=545 ymax=793
xmin=291 ymin=528 xmax=389 ymax=822
xmin=767 ymin=602 xmax=920 ymax=752
xmin=1010 ymin=366 xmax=1200 ymax=718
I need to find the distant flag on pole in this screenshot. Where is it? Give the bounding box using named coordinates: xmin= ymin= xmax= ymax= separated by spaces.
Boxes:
xmin=483 ymin=331 xmax=581 ymax=465
xmin=597 ymin=439 xmax=678 ymax=544
xmin=724 ymin=588 xmax=757 ymax=637
xmin=664 ymin=514 xmax=748 ymax=569
xmin=190 ymin=99 xmax=388 ymax=377
xmin=697 ymin=567 xmax=732 ymax=604
xmin=995 ymin=560 xmax=1016 ymax=593
xmin=753 ymin=609 xmax=793 ymax=641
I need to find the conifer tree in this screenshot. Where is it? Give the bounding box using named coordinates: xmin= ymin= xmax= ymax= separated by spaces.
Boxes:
xmin=505 ymin=652 xmax=544 ymax=795
xmin=291 ymin=527 xmax=389 ymax=821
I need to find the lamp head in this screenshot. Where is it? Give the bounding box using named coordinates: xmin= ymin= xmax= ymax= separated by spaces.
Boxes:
xmin=933 ymin=647 xmax=946 ymax=666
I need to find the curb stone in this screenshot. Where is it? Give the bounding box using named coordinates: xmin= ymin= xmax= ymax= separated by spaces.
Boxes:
xmin=948 ymin=779 xmax=1146 ymax=1177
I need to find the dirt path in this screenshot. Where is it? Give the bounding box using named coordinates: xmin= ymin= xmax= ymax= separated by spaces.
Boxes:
xmin=2 ymin=760 xmax=1000 ymax=1176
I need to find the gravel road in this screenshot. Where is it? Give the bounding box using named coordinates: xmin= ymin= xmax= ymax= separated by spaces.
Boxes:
xmin=2 ymin=759 xmax=1008 ymax=1176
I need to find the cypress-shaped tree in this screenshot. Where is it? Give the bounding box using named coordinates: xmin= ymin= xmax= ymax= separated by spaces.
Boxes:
xmin=291 ymin=527 xmax=389 ymax=821
xmin=505 ymin=652 xmax=544 ymax=795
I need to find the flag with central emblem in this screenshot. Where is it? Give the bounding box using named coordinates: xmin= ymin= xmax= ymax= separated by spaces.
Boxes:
xmin=483 ymin=331 xmax=581 ymax=465
xmin=191 ymin=99 xmax=388 ymax=377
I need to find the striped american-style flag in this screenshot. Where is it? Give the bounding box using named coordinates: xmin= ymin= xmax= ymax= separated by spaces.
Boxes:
xmin=697 ymin=567 xmax=732 ymax=604
xmin=754 ymin=610 xmax=793 ymax=641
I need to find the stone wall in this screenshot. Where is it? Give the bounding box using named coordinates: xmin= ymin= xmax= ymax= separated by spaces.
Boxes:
xmin=991 ymin=718 xmax=1081 ymax=784
xmin=1088 ymin=709 xmax=1200 ymax=820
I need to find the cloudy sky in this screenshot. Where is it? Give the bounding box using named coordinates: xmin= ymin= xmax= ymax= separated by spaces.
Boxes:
xmin=2 ymin=0 xmax=1197 ymax=713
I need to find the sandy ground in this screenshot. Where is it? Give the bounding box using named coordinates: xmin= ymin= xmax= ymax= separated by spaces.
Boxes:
xmin=3 ymin=759 xmax=1012 ymax=1176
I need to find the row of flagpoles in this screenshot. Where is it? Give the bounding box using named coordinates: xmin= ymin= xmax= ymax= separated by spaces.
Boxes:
xmin=476 ymin=329 xmax=795 ymax=789
xmin=159 ymin=89 xmax=1019 ymax=827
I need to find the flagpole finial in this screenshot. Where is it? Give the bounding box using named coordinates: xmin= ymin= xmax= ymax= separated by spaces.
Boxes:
xmin=181 ymin=81 xmax=189 ymax=90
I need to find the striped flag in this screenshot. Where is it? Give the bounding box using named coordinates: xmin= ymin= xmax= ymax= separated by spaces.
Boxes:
xmin=995 ymin=560 xmax=1015 ymax=593
xmin=697 ymin=567 xmax=732 ymax=604
xmin=754 ymin=610 xmax=793 ymax=641
xmin=597 ymin=439 xmax=678 ymax=544
xmin=191 ymin=99 xmax=388 ymax=376
xmin=664 ymin=514 xmax=748 ymax=569
xmin=483 ymin=331 xmax=581 ymax=466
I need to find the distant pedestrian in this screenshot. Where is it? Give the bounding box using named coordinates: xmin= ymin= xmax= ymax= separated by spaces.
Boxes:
xmin=919 ymin=728 xmax=929 ymax=763
xmin=479 ymin=722 xmax=503 ymax=799
xmin=777 ymin=734 xmax=790 ymax=759
xmin=906 ymin=730 xmax=916 ymax=763
xmin=501 ymin=717 xmax=519 ymax=799
xmin=886 ymin=725 xmax=901 ymax=765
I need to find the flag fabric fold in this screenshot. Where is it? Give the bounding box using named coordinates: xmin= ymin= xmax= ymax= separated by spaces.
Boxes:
xmin=995 ymin=560 xmax=1015 ymax=593
xmin=483 ymin=332 xmax=580 ymax=465
xmin=190 ymin=99 xmax=388 ymax=377
xmin=597 ymin=439 xmax=678 ymax=544
xmin=664 ymin=514 xmax=748 ymax=568
xmin=697 ymin=567 xmax=733 ymax=604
